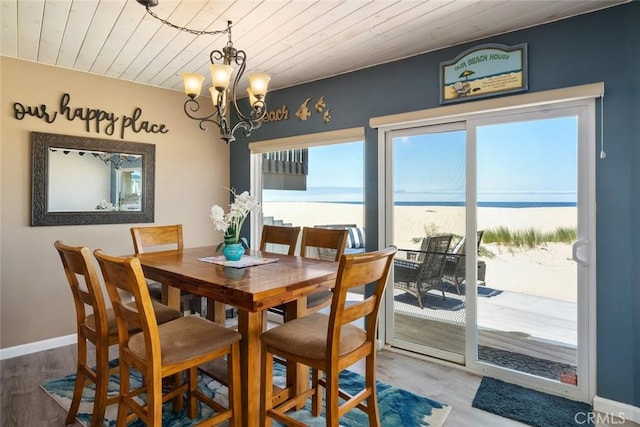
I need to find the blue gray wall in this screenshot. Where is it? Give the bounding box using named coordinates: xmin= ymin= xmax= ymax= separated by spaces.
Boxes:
xmin=232 ymin=2 xmax=640 ymax=407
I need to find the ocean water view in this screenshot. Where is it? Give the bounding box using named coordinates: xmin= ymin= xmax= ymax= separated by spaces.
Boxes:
xmin=263 ymin=187 xmax=576 ymax=208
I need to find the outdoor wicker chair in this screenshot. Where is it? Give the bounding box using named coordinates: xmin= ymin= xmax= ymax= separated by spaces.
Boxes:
xmin=442 ymin=230 xmax=485 ymax=295
xmin=393 ymin=234 xmax=453 ymax=309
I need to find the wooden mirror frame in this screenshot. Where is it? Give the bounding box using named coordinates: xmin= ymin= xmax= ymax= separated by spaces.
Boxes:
xmin=31 ymin=132 xmax=155 ymax=226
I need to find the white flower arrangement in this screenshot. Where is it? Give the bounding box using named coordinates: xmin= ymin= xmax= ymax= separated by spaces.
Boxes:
xmin=210 ymin=189 xmax=261 ymax=248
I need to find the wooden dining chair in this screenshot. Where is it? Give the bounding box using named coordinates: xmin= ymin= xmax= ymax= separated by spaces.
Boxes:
xmin=259 ymin=224 xmax=301 ymax=255
xmin=54 ymin=241 xmax=182 ymax=427
xmin=94 ymin=249 xmax=242 ymax=427
xmin=260 ymin=246 xmax=397 ymax=427
xmin=293 ymin=227 xmax=349 ymax=318
xmin=130 ymin=224 xmax=202 ymax=315
xmin=260 ymin=225 xmax=301 ymax=327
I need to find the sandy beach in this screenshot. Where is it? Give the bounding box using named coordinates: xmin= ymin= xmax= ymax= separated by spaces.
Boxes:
xmin=263 ymin=202 xmax=578 ymax=303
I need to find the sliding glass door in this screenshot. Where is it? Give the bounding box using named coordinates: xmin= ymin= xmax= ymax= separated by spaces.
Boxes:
xmin=385 ymin=123 xmax=467 ymax=363
xmin=383 ymin=100 xmax=595 ymax=401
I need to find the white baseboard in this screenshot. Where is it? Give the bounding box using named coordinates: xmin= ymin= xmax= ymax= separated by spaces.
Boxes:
xmin=593 ymin=395 xmax=640 ymax=424
xmin=0 ymin=334 xmax=76 ymax=360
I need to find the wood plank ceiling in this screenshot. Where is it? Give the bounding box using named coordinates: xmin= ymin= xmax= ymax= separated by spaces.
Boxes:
xmin=0 ymin=0 xmax=628 ymax=95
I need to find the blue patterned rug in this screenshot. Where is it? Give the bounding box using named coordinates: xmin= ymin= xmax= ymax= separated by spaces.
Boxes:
xmin=41 ymin=360 xmax=450 ymax=426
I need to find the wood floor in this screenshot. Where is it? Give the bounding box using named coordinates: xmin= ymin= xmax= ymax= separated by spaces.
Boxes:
xmin=1 ymin=343 xmax=636 ymax=426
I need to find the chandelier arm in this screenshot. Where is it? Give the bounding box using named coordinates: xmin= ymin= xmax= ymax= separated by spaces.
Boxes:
xmin=210 ymin=49 xmax=225 ymax=63
xmin=230 ymin=120 xmax=257 ymax=139
xmin=228 ymin=50 xmax=263 ymax=125
xmin=183 ymin=99 xmax=227 ymax=132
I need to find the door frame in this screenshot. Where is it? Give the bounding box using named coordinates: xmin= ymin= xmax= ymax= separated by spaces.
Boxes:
xmin=376 ymin=87 xmax=600 ymax=403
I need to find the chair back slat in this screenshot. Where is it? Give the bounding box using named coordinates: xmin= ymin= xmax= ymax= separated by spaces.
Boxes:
xmin=54 ymin=241 xmax=109 ymax=336
xmin=450 ymin=230 xmax=484 ymax=256
xmin=300 ymin=227 xmax=348 ymax=261
xmin=94 ymin=250 xmax=159 ymax=358
xmin=340 ymin=296 xmax=376 ymax=326
xmin=131 ymin=224 xmax=183 ymax=254
xmin=260 ymin=225 xmax=300 ymax=255
xmin=418 ymin=235 xmax=452 ymax=280
xmin=327 ymin=247 xmax=397 ymax=352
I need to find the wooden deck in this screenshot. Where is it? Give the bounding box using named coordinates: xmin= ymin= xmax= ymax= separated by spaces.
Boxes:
xmin=392 ymin=285 xmax=577 ymax=366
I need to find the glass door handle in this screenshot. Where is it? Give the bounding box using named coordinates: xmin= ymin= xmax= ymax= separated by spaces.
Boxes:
xmin=572 ymin=239 xmax=589 ymax=266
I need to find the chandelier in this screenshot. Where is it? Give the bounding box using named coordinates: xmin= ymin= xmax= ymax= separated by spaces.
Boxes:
xmin=138 ymin=0 xmax=270 ymax=144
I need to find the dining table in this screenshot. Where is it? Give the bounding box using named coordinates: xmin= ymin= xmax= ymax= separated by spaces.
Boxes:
xmin=134 ymin=245 xmax=338 ymax=427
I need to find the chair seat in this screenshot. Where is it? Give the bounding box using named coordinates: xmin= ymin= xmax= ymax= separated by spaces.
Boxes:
xmin=268 ymin=289 xmax=334 ymax=318
xmin=261 ymin=312 xmax=366 ymax=360
xmin=306 ymin=289 xmax=333 ymax=309
xmin=147 ymin=280 xmax=194 ymax=298
xmin=85 ymin=300 xmax=182 ymax=336
xmin=147 ymin=281 xmax=202 ymax=315
xmin=129 ymin=316 xmax=241 ymax=365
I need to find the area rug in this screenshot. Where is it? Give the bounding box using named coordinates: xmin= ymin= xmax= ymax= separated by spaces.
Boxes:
xmin=394 ymin=291 xmax=465 ymax=311
xmin=440 ymin=282 xmax=503 ymax=298
xmin=472 ymin=377 xmax=593 ymax=427
xmin=42 ymin=360 xmax=450 ymax=426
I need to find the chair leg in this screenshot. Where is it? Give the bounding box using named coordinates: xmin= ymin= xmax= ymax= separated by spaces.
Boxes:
xmin=366 ymin=354 xmax=381 ymax=427
xmin=418 ymin=292 xmax=425 ymax=308
xmin=66 ymin=336 xmax=86 ymax=426
xmin=455 ymin=276 xmax=462 ymax=295
xmin=188 ymin=366 xmax=198 ymax=419
xmin=260 ymin=343 xmax=274 ymax=427
xmin=311 ymin=368 xmax=322 ymax=417
xmin=116 ymin=360 xmax=130 ymax=427
xmin=172 ymin=372 xmax=183 ymax=413
xmin=325 ymin=370 xmax=340 ymax=427
xmin=90 ymin=343 xmax=110 ymax=427
xmin=147 ymin=370 xmax=164 ymax=426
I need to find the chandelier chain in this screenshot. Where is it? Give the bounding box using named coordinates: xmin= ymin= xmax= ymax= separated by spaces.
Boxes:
xmin=143 ymin=6 xmax=230 ymax=37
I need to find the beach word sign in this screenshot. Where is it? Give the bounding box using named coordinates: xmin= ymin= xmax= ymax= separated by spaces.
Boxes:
xmin=439 ymin=43 xmax=528 ymax=104
xmin=262 ymin=105 xmax=289 ymax=123
xmin=13 ymin=92 xmax=169 ymax=139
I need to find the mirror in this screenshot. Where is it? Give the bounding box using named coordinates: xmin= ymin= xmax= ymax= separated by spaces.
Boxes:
xmin=31 ymin=132 xmax=155 ymax=226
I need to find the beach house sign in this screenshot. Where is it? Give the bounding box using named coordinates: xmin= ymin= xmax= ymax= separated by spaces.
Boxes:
xmin=439 ymin=43 xmax=528 ymax=104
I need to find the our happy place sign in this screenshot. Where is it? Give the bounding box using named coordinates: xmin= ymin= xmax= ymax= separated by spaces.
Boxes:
xmin=13 ymin=92 xmax=169 ymax=139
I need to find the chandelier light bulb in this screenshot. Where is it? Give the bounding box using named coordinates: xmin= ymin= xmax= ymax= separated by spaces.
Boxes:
xmin=209 ymin=87 xmax=227 ymax=110
xmin=182 ymin=73 xmax=205 ymax=99
xmin=247 ymin=73 xmax=270 ymax=98
xmin=209 ymin=64 xmax=233 ymax=92
xmin=247 ymin=88 xmax=258 ymax=107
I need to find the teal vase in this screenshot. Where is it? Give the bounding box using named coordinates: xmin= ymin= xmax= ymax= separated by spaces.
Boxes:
xmin=222 ymin=242 xmax=245 ymax=261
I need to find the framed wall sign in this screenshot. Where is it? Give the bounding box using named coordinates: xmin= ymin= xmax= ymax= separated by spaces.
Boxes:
xmin=439 ymin=43 xmax=528 ymax=104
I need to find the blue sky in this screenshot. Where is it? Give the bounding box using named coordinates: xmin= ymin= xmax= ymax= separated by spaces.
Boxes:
xmin=266 ymin=116 xmax=578 ymax=203
xmin=306 ymin=142 xmax=364 ymax=188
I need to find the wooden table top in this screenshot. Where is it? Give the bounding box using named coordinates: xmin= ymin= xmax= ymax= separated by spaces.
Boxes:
xmin=135 ymin=246 xmax=338 ymax=312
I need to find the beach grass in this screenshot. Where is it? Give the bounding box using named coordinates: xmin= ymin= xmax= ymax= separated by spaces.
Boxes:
xmin=483 ymin=226 xmax=576 ymax=249
xmin=409 ymin=223 xmax=576 ymax=256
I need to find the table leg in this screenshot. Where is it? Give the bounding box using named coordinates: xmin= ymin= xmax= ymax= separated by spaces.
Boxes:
xmin=205 ymin=298 xmax=227 ymax=325
xmin=162 ymin=283 xmax=181 ymax=311
xmin=237 ymin=309 xmax=262 ymax=427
